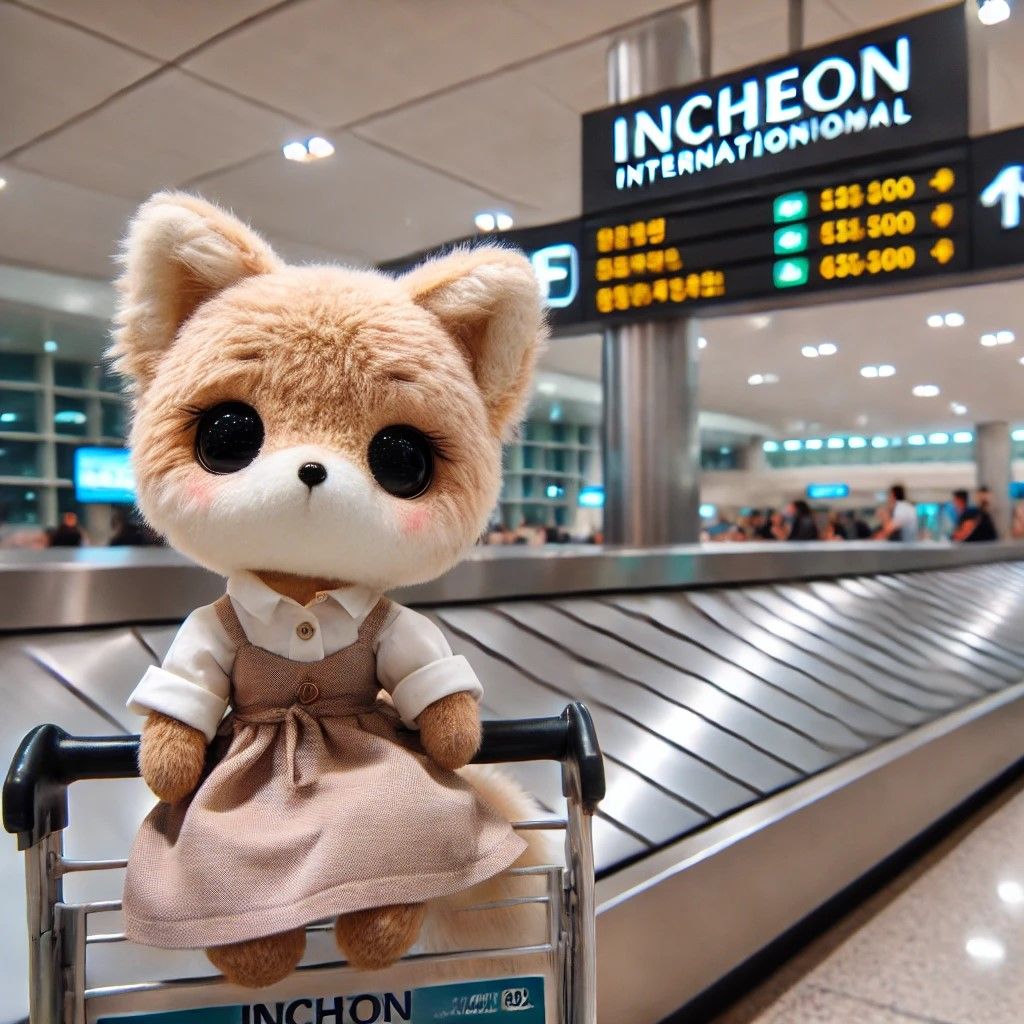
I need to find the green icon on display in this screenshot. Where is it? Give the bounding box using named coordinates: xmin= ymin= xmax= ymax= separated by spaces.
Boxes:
xmin=773 ymin=191 xmax=809 ymax=223
xmin=773 ymin=224 xmax=809 ymax=255
xmin=773 ymin=258 xmax=810 ymax=289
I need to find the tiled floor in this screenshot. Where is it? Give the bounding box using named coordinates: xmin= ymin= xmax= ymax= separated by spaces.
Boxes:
xmin=713 ymin=775 xmax=1024 ymax=1024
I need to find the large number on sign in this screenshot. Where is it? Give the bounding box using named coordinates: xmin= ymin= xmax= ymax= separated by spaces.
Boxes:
xmin=866 ymin=210 xmax=916 ymax=238
xmin=866 ymin=176 xmax=916 ymax=204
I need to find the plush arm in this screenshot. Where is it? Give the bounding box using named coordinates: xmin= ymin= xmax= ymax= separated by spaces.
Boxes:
xmin=376 ymin=606 xmax=485 ymax=770
xmin=127 ymin=604 xmax=235 ymax=802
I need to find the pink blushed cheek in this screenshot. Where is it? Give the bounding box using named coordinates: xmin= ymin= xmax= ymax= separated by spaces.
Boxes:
xmin=398 ymin=505 xmax=430 ymax=535
xmin=184 ymin=476 xmax=214 ymax=510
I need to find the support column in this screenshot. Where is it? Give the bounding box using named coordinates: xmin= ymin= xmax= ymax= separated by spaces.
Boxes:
xmin=976 ymin=421 xmax=1011 ymax=539
xmin=739 ymin=438 xmax=767 ymax=473
xmin=603 ymin=10 xmax=702 ymax=546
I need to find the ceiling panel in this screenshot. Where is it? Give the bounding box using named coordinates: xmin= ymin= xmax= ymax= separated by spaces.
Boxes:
xmin=12 ymin=69 xmax=306 ymax=198
xmin=803 ymin=0 xmax=858 ymax=46
xmin=19 ymin=0 xmax=282 ymax=60
xmin=184 ymin=0 xmax=569 ymax=128
xmin=698 ymin=279 xmax=1024 ymax=436
xmin=520 ymin=37 xmax=610 ymax=115
xmin=711 ymin=0 xmax=788 ymax=76
xmin=0 ymin=3 xmax=156 ymax=154
xmin=503 ymin=0 xmax=684 ymax=41
xmin=825 ymin=0 xmax=947 ymax=33
xmin=0 ymin=168 xmax=134 ymax=279
xmin=356 ymin=69 xmax=579 ymax=218
xmin=195 ymin=132 xmax=510 ymax=263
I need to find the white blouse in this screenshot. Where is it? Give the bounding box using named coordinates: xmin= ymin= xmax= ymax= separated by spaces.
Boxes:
xmin=126 ymin=571 xmax=482 ymax=741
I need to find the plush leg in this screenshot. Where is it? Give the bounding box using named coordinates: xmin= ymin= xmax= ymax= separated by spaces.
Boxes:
xmin=335 ymin=903 xmax=426 ymax=970
xmin=207 ymin=927 xmax=306 ymax=988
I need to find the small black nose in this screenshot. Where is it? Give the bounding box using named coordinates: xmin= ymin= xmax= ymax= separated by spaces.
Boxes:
xmin=298 ymin=462 xmax=327 ymax=488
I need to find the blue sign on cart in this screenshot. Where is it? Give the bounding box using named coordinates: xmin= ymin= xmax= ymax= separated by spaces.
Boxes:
xmin=99 ymin=976 xmax=546 ymax=1024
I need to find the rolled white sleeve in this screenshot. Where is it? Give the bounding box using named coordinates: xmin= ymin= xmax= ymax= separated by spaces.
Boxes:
xmin=127 ymin=604 xmax=235 ymax=741
xmin=376 ymin=606 xmax=483 ymax=728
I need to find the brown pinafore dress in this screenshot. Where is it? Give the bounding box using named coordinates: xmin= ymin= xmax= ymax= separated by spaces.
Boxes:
xmin=123 ymin=595 xmax=525 ymax=949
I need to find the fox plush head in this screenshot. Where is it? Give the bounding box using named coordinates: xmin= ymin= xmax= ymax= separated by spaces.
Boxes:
xmin=109 ymin=193 xmax=545 ymax=587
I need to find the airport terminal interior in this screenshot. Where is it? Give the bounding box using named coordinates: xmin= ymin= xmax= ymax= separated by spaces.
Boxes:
xmin=5 ymin=1 xmax=1024 ymax=1022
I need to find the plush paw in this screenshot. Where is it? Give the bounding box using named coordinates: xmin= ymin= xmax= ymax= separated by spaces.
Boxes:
xmin=139 ymin=711 xmax=207 ymax=804
xmin=207 ymin=928 xmax=306 ymax=987
xmin=416 ymin=692 xmax=481 ymax=771
xmin=335 ymin=903 xmax=426 ymax=970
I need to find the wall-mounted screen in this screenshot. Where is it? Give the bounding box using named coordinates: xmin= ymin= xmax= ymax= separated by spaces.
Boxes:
xmin=74 ymin=447 xmax=135 ymax=504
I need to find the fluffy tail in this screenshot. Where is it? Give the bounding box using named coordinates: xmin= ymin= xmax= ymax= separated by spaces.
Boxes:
xmin=419 ymin=764 xmax=560 ymax=955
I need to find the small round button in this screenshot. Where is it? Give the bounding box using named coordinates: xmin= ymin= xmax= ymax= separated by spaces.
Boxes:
xmin=297 ymin=681 xmax=319 ymax=704
xmin=296 ymin=621 xmax=316 ymax=640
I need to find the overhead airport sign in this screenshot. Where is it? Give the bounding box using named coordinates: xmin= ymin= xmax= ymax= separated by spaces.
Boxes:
xmin=972 ymin=125 xmax=1024 ymax=271
xmin=581 ymin=142 xmax=971 ymax=319
xmin=581 ymin=5 xmax=968 ymax=214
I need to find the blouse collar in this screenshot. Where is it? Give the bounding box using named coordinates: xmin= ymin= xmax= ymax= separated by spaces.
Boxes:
xmin=227 ymin=571 xmax=379 ymax=624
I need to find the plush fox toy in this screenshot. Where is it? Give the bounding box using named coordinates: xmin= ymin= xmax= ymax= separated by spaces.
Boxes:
xmin=111 ymin=193 xmax=548 ymax=988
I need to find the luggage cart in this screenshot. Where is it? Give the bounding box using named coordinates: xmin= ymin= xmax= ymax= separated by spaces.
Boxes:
xmin=4 ymin=702 xmax=604 ymax=1024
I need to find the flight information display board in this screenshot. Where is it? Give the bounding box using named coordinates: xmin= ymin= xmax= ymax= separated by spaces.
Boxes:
xmin=581 ymin=144 xmax=970 ymax=320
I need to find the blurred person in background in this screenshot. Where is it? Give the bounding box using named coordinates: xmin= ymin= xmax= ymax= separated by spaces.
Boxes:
xmin=847 ymin=511 xmax=873 ymax=539
xmin=109 ymin=508 xmax=162 ymax=547
xmin=823 ymin=510 xmax=848 ymax=540
xmin=47 ymin=511 xmax=84 ymax=548
xmin=750 ymin=509 xmax=775 ymax=540
xmin=952 ymin=488 xmax=998 ymax=542
xmin=874 ymin=484 xmax=918 ymax=542
xmin=1012 ymin=502 xmax=1024 ymax=539
xmin=783 ymin=499 xmax=819 ymax=541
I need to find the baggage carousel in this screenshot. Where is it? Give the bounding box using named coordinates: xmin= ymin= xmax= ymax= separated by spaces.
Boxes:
xmin=2 ymin=541 xmax=1023 ymax=1022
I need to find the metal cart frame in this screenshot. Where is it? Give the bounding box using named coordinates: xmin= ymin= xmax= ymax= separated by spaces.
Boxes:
xmin=4 ymin=702 xmax=604 ymax=1024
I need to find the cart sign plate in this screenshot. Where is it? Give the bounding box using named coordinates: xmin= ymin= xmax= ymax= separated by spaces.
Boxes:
xmin=97 ymin=976 xmax=546 ymax=1024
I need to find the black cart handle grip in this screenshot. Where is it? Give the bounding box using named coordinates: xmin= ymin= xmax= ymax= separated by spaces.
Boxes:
xmin=3 ymin=702 xmax=604 ymax=850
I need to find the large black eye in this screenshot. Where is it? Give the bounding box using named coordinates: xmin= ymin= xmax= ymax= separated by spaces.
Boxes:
xmin=195 ymin=402 xmax=264 ymax=474
xmin=367 ymin=425 xmax=434 ymax=499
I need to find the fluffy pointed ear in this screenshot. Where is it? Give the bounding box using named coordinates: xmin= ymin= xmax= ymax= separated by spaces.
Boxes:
xmin=110 ymin=191 xmax=281 ymax=391
xmin=403 ymin=247 xmax=546 ymax=437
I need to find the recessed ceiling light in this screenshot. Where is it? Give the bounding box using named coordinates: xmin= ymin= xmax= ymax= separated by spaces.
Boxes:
xmin=817 ymin=342 xmax=838 ymax=356
xmin=912 ymin=384 xmax=940 ymax=397
xmin=944 ymin=312 xmax=965 ymax=327
xmin=929 ymin=432 xmax=950 ymax=444
xmin=953 ymin=431 xmax=974 ymax=443
xmin=763 ymin=373 xmax=779 ymax=384
xmin=748 ymin=373 xmax=764 ymax=385
xmin=698 ymin=336 xmax=708 ymax=349
xmin=855 ymin=414 xmax=869 ymax=427
xmin=878 ymin=364 xmax=895 ymax=377
xmin=0 ymin=178 xmax=7 ymax=191
xmin=536 ymin=380 xmax=557 ymax=395
xmin=981 ymin=333 xmax=998 ymax=347
xmin=978 ymin=0 xmax=1011 ymax=26
xmin=998 ymin=880 xmax=1024 ymax=905
xmin=801 ymin=345 xmax=819 ymax=358
xmin=282 ymin=136 xmax=335 ymax=163
xmin=965 ymin=936 xmax=1005 ymax=963
xmin=998 ymin=329 xmax=1015 ymax=344
xmin=927 ymin=314 xmax=945 ymax=328
xmin=43 ymin=340 xmax=58 ymax=353
xmin=474 ymin=210 xmax=513 ymax=232
xmin=860 ymin=365 xmax=879 ymax=378
xmin=951 ymin=402 xmax=968 ymax=415
xmin=305 ymin=136 xmax=335 ymax=159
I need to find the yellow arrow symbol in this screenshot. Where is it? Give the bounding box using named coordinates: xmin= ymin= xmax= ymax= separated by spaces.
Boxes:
xmin=929 ymin=167 xmax=956 ymax=194
xmin=930 ymin=238 xmax=955 ymax=264
xmin=931 ymin=202 xmax=954 ymax=229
